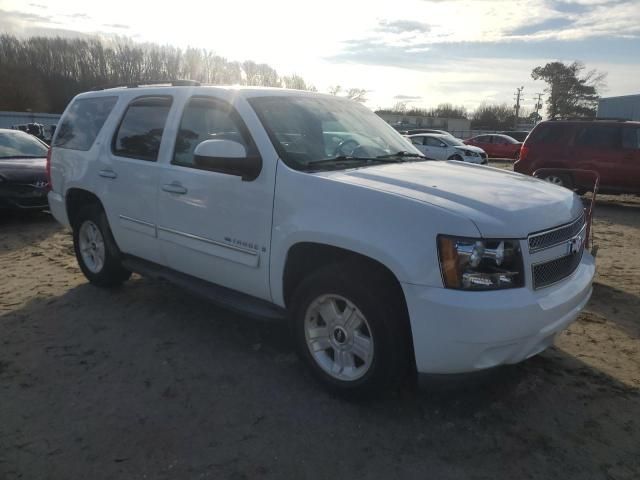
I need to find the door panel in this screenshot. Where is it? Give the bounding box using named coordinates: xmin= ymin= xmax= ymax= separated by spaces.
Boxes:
xmin=157 ymin=95 xmax=274 ymax=301
xmin=97 ymin=95 xmax=173 ymax=265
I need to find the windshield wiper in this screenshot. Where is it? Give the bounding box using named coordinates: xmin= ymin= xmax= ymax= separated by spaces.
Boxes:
xmin=376 ymin=151 xmax=427 ymax=160
xmin=307 ymin=155 xmax=405 ymax=167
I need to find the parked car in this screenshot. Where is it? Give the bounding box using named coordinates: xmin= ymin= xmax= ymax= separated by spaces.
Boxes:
xmin=465 ymin=134 xmax=522 ymax=159
xmin=406 ymin=128 xmax=454 ymax=137
xmin=0 ymin=128 xmax=50 ymax=211
xmin=499 ymin=131 xmax=530 ymax=142
xmin=408 ymin=133 xmax=487 ymax=164
xmin=47 ymin=85 xmax=594 ymax=396
xmin=514 ymin=120 xmax=640 ymax=195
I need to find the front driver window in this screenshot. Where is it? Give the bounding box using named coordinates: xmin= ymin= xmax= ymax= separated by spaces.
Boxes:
xmin=173 ymin=97 xmax=250 ymax=168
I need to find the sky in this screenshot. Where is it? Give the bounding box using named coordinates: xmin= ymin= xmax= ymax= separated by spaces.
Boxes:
xmin=1 ymin=0 xmax=639 ymax=113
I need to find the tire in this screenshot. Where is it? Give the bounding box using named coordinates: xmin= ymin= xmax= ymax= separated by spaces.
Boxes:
xmin=72 ymin=204 xmax=131 ymax=287
xmin=542 ymin=173 xmax=573 ymax=190
xmin=290 ymin=262 xmax=411 ymax=397
xmin=448 ymin=154 xmax=463 ymax=161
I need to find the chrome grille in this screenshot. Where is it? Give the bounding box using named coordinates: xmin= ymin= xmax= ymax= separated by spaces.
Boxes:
xmin=528 ymin=212 xmax=585 ymax=253
xmin=532 ymin=241 xmax=585 ymax=289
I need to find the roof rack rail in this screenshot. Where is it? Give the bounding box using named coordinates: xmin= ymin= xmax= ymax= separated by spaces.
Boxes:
xmin=91 ymin=79 xmax=201 ymax=91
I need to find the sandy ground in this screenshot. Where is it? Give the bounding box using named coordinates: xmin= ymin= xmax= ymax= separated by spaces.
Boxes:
xmin=1 ymin=190 xmax=639 ymax=479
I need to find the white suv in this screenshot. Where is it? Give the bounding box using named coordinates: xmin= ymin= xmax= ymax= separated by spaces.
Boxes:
xmin=47 ymin=83 xmax=595 ymax=395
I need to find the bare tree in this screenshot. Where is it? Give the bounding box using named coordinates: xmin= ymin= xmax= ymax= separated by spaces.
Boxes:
xmin=0 ymin=34 xmax=314 ymax=113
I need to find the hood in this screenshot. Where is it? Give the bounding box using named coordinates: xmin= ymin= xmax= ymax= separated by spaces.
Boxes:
xmin=0 ymin=157 xmax=47 ymax=183
xmin=321 ymin=161 xmax=584 ymax=238
xmin=454 ymin=145 xmax=484 ymax=154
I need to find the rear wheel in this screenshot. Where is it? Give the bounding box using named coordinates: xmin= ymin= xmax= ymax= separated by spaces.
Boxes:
xmin=542 ymin=173 xmax=573 ymax=190
xmin=72 ymin=205 xmax=131 ymax=287
xmin=291 ymin=262 xmax=411 ymax=397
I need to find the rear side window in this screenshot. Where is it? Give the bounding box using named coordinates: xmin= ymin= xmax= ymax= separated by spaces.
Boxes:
xmin=113 ymin=96 xmax=172 ymax=161
xmin=575 ymin=126 xmax=620 ymax=149
xmin=410 ymin=136 xmax=424 ymax=146
xmin=53 ymin=96 xmax=117 ymax=151
xmin=527 ymin=124 xmax=572 ymax=145
xmin=622 ymin=127 xmax=640 ymax=149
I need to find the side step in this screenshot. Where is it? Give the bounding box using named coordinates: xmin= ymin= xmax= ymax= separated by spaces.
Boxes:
xmin=121 ymin=256 xmax=287 ymax=321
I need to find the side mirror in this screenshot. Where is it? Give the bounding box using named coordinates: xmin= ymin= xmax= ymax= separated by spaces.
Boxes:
xmin=193 ymin=139 xmax=261 ymax=181
xmin=440 ymin=142 xmax=447 ymax=148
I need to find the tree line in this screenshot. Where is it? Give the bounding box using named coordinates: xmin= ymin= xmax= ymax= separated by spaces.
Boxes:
xmin=0 ymin=35 xmax=316 ymax=114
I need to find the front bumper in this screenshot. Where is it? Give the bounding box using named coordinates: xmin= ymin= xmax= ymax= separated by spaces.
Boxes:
xmin=0 ymin=184 xmax=49 ymax=210
xmin=403 ymin=251 xmax=595 ymax=374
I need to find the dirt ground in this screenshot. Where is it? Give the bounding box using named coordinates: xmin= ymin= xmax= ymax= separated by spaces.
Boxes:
xmin=1 ymin=190 xmax=639 ymax=479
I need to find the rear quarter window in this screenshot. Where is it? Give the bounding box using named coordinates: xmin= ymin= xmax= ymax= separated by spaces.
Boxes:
xmin=53 ymin=96 xmax=118 ymax=151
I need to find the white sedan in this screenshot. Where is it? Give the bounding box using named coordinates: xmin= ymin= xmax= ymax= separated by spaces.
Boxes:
xmin=408 ymin=133 xmax=488 ymax=164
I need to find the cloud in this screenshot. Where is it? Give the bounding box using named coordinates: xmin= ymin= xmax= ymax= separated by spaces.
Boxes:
xmin=393 ymin=94 xmax=423 ymax=100
xmin=0 ymin=8 xmax=55 ymax=24
xmin=509 ymin=18 xmax=575 ymax=36
xmin=102 ymin=23 xmax=130 ymax=29
xmin=377 ymin=20 xmax=431 ymax=34
xmin=329 ymin=35 xmax=640 ymax=70
xmin=67 ymin=13 xmax=91 ymax=19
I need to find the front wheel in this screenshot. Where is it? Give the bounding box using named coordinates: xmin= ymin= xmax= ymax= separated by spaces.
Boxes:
xmin=73 ymin=205 xmax=131 ymax=287
xmin=447 ymin=154 xmax=463 ymax=161
xmin=542 ymin=174 xmax=573 ymax=190
xmin=291 ymin=263 xmax=411 ymax=397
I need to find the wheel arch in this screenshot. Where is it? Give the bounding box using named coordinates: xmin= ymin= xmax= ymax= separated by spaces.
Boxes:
xmin=281 ymin=241 xmax=409 ymax=317
xmin=281 ymin=241 xmax=416 ymax=372
xmin=65 ymin=188 xmax=105 ymax=228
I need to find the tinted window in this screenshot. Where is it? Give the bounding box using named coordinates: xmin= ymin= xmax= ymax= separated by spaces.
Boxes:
xmin=113 ymin=96 xmax=172 ymax=161
xmin=54 ymin=96 xmax=117 ymax=151
xmin=0 ymin=130 xmax=48 ymax=158
xmin=475 ymin=136 xmax=490 ymax=143
xmin=425 ymin=137 xmax=444 ymax=147
xmin=622 ymin=127 xmax=640 ymax=149
xmin=173 ymin=97 xmax=250 ymax=167
xmin=575 ymin=126 xmax=620 ymax=149
xmin=528 ymin=124 xmax=572 ymax=145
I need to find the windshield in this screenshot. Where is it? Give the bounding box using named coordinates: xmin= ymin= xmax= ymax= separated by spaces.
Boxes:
xmin=248 ymin=96 xmax=423 ymax=171
xmin=442 ymin=136 xmax=465 ymax=146
xmin=0 ymin=131 xmax=48 ymax=159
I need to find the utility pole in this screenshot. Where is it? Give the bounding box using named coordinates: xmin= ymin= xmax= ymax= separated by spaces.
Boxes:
xmin=534 ymin=93 xmax=543 ymax=124
xmin=514 ymin=86 xmax=524 ymax=129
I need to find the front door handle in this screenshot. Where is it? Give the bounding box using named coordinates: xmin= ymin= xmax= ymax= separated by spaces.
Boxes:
xmin=99 ymin=169 xmax=117 ymax=179
xmin=162 ymin=182 xmax=188 ymax=195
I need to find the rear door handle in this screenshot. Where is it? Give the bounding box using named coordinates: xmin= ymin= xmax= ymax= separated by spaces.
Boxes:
xmin=162 ymin=182 xmax=188 ymax=195
xmin=99 ymin=169 xmax=117 ymax=179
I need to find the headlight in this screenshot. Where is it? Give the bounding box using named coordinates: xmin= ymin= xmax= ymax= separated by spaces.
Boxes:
xmin=438 ymin=236 xmax=524 ymax=290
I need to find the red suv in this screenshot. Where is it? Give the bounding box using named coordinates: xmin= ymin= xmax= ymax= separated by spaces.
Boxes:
xmin=514 ymin=120 xmax=640 ymax=195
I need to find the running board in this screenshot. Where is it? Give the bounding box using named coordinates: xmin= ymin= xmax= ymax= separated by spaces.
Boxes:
xmin=121 ymin=256 xmax=286 ymax=321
